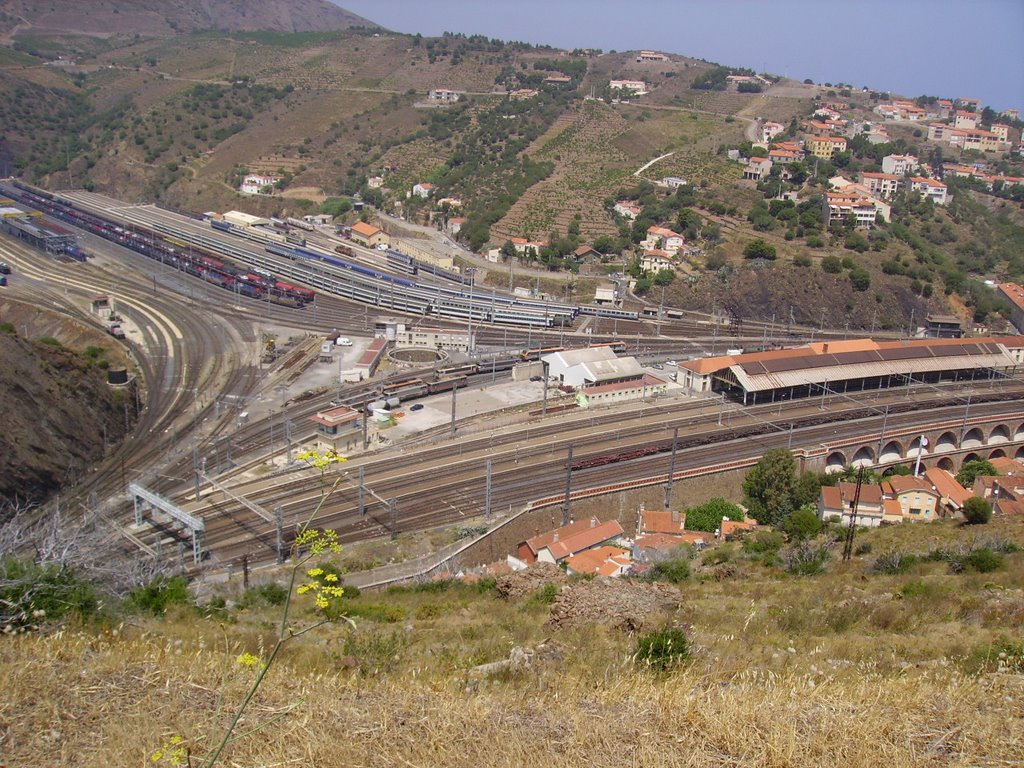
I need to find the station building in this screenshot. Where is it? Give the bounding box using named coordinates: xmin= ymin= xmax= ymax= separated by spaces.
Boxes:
xmin=679 ymin=337 xmax=1024 ymax=405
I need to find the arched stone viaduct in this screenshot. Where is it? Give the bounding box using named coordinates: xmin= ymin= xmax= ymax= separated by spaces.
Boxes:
xmin=811 ymin=412 xmax=1024 ymax=474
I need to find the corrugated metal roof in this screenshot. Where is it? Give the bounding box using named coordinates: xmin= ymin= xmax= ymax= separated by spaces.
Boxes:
xmin=731 ymin=347 xmax=1016 ymax=393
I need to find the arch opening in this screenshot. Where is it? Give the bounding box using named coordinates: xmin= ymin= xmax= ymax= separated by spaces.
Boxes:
xmin=962 ymin=428 xmax=984 ymax=449
xmin=825 ymin=451 xmax=847 ymax=474
xmin=879 ymin=440 xmax=904 ymax=464
xmin=851 ymin=446 xmax=875 ymax=468
xmin=935 ymin=431 xmax=958 ymax=453
xmin=989 ymin=424 xmax=1011 ymax=445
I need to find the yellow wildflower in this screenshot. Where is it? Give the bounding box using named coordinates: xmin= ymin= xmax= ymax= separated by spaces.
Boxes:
xmin=237 ymin=652 xmax=260 ymax=669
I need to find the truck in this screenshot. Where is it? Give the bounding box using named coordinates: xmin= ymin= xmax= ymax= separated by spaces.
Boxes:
xmin=107 ymin=323 xmax=125 ymax=339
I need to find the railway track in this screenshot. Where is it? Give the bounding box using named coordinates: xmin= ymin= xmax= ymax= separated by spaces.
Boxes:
xmin=142 ymin=382 xmax=1024 ymax=569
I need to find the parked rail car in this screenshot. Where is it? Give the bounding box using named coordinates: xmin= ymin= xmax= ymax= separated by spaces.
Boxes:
xmin=580 ymin=304 xmax=640 ymax=320
xmin=587 ymin=341 xmax=627 ymax=354
xmin=385 ymin=249 xmax=418 ymax=276
xmin=1 ymin=183 xmax=319 ymax=307
xmin=428 ymin=375 xmax=467 ymax=394
xmin=521 ymin=346 xmax=566 ymax=361
xmin=435 ymin=363 xmax=477 ymax=377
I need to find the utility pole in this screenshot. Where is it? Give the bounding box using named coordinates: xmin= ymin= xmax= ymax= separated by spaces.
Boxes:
xmin=466 ymin=268 xmax=476 ymax=354
xmin=842 ymin=467 xmax=865 ymax=561
xmin=275 ymin=506 xmax=285 ymax=562
xmin=562 ymin=444 xmax=574 ymax=526
xmin=484 ymin=458 xmax=492 ymax=520
xmin=664 ymin=427 xmax=679 ymax=510
xmin=358 ymin=465 xmax=365 ymax=517
xmin=450 ymin=385 xmax=458 ymax=437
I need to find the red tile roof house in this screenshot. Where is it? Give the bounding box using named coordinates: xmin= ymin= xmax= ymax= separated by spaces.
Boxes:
xmin=536 ymin=519 xmax=626 ymax=564
xmin=565 ymin=545 xmax=632 ymax=577
xmin=923 ymin=467 xmax=972 ymax=516
xmin=636 ymin=507 xmax=687 ymax=536
xmin=517 ymin=517 xmax=624 ymax=564
xmin=818 ymin=483 xmax=892 ymax=527
xmin=718 ymin=518 xmax=758 ymax=540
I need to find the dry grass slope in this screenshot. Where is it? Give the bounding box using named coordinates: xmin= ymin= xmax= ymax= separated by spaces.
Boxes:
xmin=1 ymin=518 xmax=1023 ymax=766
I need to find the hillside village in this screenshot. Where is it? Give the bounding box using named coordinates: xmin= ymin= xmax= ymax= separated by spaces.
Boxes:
xmin=467 ymin=452 xmax=1024 ymax=583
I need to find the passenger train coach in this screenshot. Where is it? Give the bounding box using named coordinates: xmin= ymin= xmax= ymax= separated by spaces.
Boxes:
xmin=3 ymin=181 xmax=642 ymax=329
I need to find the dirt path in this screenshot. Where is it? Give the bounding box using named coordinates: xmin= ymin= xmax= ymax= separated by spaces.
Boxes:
xmin=633 ymin=151 xmax=676 ymax=177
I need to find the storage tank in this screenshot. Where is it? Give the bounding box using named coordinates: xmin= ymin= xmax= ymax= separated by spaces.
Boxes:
xmin=107 ymin=368 xmax=129 ymax=385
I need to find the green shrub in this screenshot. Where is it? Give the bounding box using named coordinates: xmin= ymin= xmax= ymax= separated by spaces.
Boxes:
xmin=961 ymin=497 xmax=992 ymax=525
xmin=743 ymin=530 xmax=785 ymax=554
xmin=127 ymin=576 xmax=192 ymax=615
xmin=342 ymin=629 xmax=408 ymax=674
xmin=965 ymin=639 xmax=1024 ymax=675
xmin=964 ymin=547 xmax=1004 ymax=573
xmin=526 ymin=582 xmax=559 ymax=606
xmin=240 ymin=582 xmax=288 ymax=608
xmin=345 ymin=602 xmax=407 ymax=623
xmin=872 ymin=550 xmax=919 ymax=575
xmin=783 ymin=540 xmax=831 ymax=575
xmin=633 ymin=627 xmax=691 ymax=671
xmin=685 ymin=497 xmax=744 ymax=533
xmin=415 ymin=602 xmax=443 ymax=620
xmin=0 ymin=558 xmax=101 ymax=629
xmin=701 ymin=544 xmax=736 ymax=566
xmin=898 ymin=579 xmax=950 ymax=600
xmin=782 ymin=505 xmax=822 ymax=542
xmin=645 ymin=557 xmax=690 ymax=584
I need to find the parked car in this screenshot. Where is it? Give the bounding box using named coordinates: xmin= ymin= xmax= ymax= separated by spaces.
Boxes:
xmin=336 ymin=337 xmax=353 ymax=346
xmin=0 ymin=262 xmax=10 ymax=275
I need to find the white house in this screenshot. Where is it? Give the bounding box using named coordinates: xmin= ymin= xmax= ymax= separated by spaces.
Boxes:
xmin=760 ymin=121 xmax=785 ymax=143
xmin=881 ymin=154 xmax=919 ymax=176
xmin=428 ymin=88 xmax=463 ymax=102
xmin=860 ymin=172 xmax=902 ymax=198
xmin=609 ymin=79 xmax=648 ymax=95
xmin=645 ymin=225 xmax=684 ymax=253
xmin=411 ymin=182 xmax=435 ymax=198
xmin=743 ymin=156 xmax=773 ymax=181
xmin=239 ymin=174 xmax=280 ymax=195
xmin=613 ymin=201 xmax=641 ymax=220
xmin=909 ymin=176 xmax=948 ymax=205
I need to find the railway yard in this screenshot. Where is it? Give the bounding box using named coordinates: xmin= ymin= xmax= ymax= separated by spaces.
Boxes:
xmin=2 ymin=182 xmax=1023 ymax=582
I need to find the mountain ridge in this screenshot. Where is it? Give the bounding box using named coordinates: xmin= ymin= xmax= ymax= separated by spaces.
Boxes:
xmin=0 ymin=0 xmax=377 ymax=39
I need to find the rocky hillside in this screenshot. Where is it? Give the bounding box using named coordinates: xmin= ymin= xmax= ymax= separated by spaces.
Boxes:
xmin=0 ymin=315 xmax=134 ymax=516
xmin=0 ymin=0 xmax=375 ymax=39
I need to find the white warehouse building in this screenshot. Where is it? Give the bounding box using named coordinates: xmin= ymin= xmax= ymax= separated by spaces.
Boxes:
xmin=541 ymin=347 xmax=646 ymax=388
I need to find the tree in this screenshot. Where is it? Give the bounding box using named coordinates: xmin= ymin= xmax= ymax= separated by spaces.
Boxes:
xmin=743 ymin=238 xmax=776 ymax=260
xmin=956 ymin=459 xmax=997 ymax=488
xmin=961 ymin=496 xmax=992 ymax=525
xmin=849 ymin=266 xmax=871 ymax=291
xmin=653 ymin=268 xmax=675 ymax=286
xmin=684 ymin=497 xmax=744 ymax=533
xmin=783 ymin=504 xmax=822 ymax=541
xmin=743 ymin=449 xmax=799 ymax=526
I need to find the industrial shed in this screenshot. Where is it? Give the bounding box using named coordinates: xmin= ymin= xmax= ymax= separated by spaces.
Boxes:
xmin=542 ymin=347 xmax=645 ymax=388
xmin=680 ymin=337 xmax=1024 ymax=405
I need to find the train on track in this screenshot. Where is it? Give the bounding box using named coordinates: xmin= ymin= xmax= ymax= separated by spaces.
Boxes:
xmin=3 ymin=181 xmax=645 ymax=328
xmin=2 ymin=182 xmax=316 ymax=307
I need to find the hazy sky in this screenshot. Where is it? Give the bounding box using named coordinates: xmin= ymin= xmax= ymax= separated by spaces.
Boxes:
xmin=337 ymin=0 xmax=1023 ymax=112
